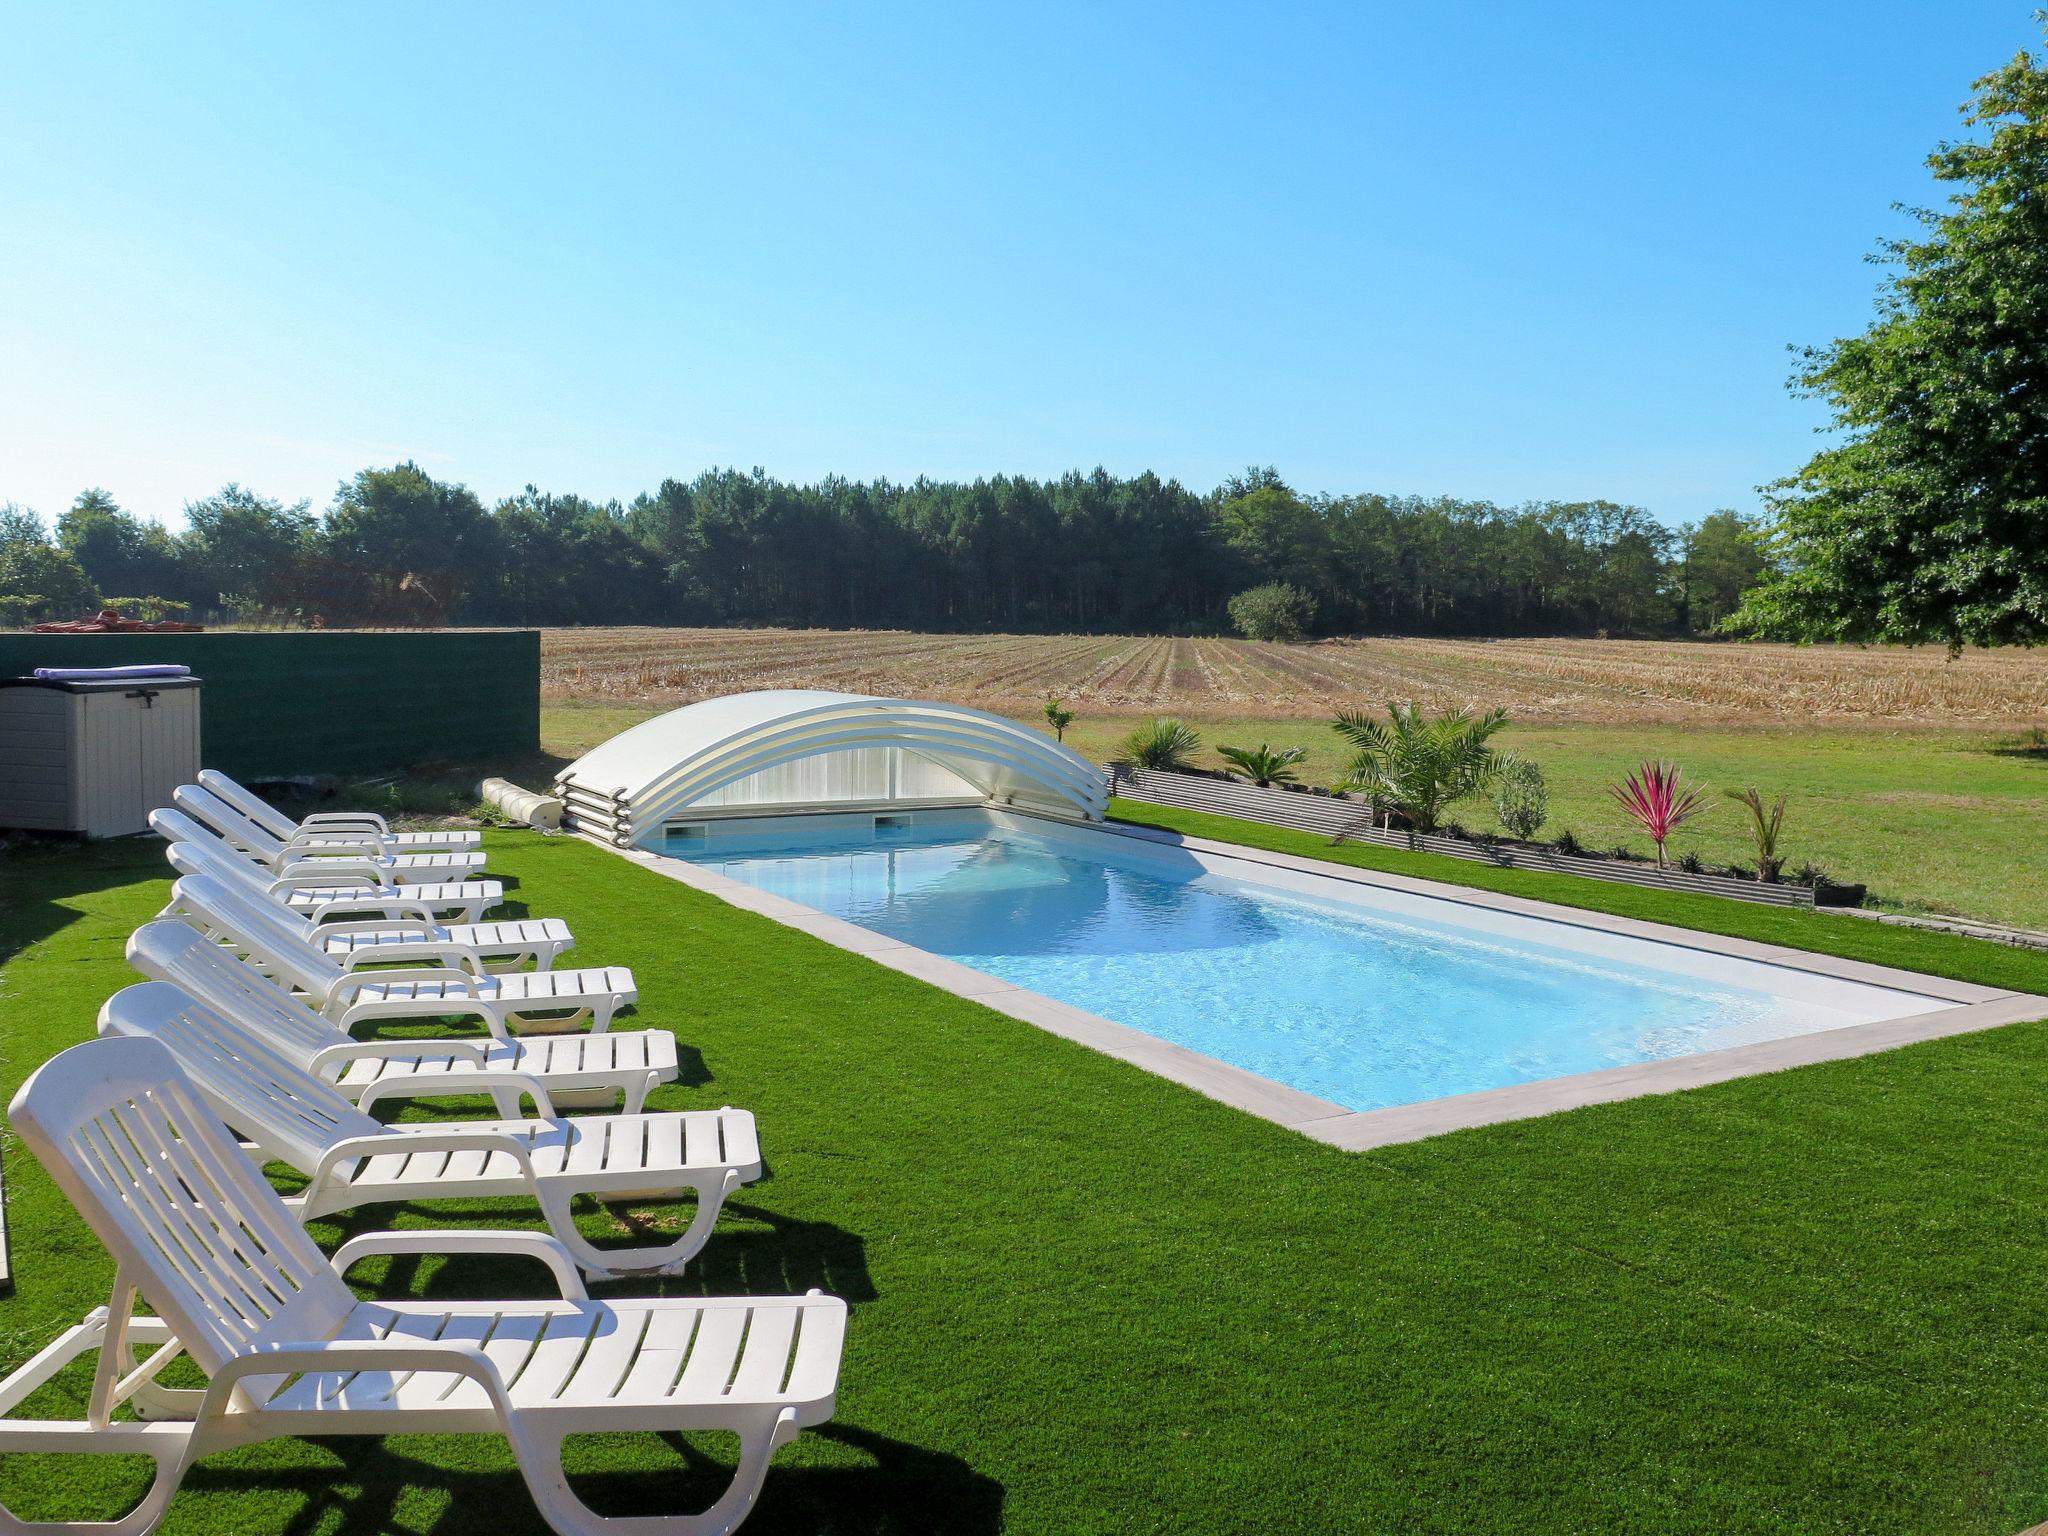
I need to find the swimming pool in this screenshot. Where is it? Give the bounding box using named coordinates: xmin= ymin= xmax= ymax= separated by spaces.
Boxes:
xmin=664 ymin=808 xmax=1956 ymax=1115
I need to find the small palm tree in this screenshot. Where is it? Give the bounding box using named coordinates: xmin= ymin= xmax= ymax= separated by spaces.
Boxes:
xmin=1727 ymin=786 xmax=1788 ymax=882
xmin=1122 ymin=717 xmax=1202 ymax=772
xmin=1216 ymin=742 xmax=1308 ymax=787
xmin=1333 ymin=703 xmax=1513 ymax=833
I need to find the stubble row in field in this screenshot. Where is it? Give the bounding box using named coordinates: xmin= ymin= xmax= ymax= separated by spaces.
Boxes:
xmin=542 ymin=627 xmax=2048 ymax=725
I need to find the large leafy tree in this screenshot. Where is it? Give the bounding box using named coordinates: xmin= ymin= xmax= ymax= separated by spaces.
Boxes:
xmin=56 ymin=488 xmax=185 ymax=599
xmin=0 ymin=502 xmax=99 ymax=618
xmin=1679 ymin=510 xmax=1767 ymax=630
xmin=321 ymin=462 xmax=496 ymax=624
xmin=1734 ymin=41 xmax=2048 ymax=647
xmin=182 ymin=484 xmax=315 ymax=610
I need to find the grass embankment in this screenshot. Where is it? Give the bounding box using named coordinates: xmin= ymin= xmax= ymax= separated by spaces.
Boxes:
xmin=6 ymin=833 xmax=2048 ymax=1532
xmin=539 ymin=701 xmax=2048 ymax=930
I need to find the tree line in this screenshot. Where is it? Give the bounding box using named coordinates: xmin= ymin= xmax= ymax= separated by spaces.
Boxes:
xmin=1 ymin=465 xmax=1767 ymax=637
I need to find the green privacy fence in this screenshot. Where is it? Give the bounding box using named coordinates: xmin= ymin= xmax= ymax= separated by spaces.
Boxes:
xmin=0 ymin=630 xmax=539 ymax=778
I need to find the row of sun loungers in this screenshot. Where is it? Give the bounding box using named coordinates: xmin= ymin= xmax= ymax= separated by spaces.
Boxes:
xmin=0 ymin=772 xmax=845 ymax=1536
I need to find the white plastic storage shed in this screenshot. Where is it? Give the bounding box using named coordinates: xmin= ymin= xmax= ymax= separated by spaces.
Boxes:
xmin=0 ymin=676 xmax=202 ymax=837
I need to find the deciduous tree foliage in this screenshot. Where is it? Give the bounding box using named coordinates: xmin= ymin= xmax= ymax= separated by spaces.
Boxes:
xmin=1735 ymin=39 xmax=2048 ymax=648
xmin=4 ymin=464 xmax=1766 ymax=636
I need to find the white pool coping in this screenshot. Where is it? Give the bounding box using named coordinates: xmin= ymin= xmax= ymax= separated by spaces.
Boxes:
xmin=582 ymin=815 xmax=2043 ymax=1150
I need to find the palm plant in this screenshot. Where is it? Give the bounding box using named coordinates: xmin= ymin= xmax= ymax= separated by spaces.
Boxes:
xmin=1727 ymin=786 xmax=1788 ymax=882
xmin=1332 ymin=703 xmax=1513 ymax=833
xmin=1216 ymin=742 xmax=1308 ymax=787
xmin=1122 ymin=717 xmax=1202 ymax=772
xmin=1608 ymin=761 xmax=1710 ymax=868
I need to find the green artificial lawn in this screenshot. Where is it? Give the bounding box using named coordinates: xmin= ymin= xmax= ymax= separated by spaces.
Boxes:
xmin=5 ymin=831 xmax=2048 ymax=1534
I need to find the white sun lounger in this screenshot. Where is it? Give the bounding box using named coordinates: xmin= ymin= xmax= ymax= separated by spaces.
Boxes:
xmin=154 ymin=806 xmax=506 ymax=922
xmin=172 ymin=782 xmax=489 ymax=883
xmin=166 ymin=836 xmax=573 ymax=973
xmin=168 ymin=872 xmax=635 ymax=1035
xmin=127 ymin=922 xmax=678 ymax=1114
xmin=102 ymin=985 xmax=761 ymax=1278
xmin=199 ymin=766 xmax=484 ymax=853
xmin=0 ymin=1035 xmax=841 ymax=1536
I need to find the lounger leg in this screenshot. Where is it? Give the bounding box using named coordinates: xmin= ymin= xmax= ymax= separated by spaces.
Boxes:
xmin=509 ymin=1406 xmax=800 ymax=1536
xmin=505 ymin=1006 xmax=593 ymax=1036
xmin=0 ymin=1422 xmax=197 ymax=1536
xmin=536 ymin=1169 xmax=742 ymax=1277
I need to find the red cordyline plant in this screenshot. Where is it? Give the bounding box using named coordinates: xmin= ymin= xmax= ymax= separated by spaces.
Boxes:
xmin=1608 ymin=760 xmax=1710 ymax=868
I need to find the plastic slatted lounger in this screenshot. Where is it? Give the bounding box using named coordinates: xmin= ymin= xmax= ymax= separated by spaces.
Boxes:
xmin=172 ymin=782 xmax=488 ymax=884
xmin=199 ymin=766 xmax=485 ymax=853
xmin=165 ymin=836 xmax=574 ymax=973
xmin=152 ymin=805 xmax=505 ymax=923
xmin=168 ymin=872 xmax=637 ymax=1036
xmin=0 ymin=1035 xmax=842 ymax=1536
xmin=126 ymin=922 xmax=676 ymax=1115
xmin=101 ymin=984 xmax=759 ymax=1278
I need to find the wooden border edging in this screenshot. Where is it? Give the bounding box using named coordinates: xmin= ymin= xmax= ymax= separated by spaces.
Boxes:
xmin=1104 ymin=763 xmax=1817 ymax=908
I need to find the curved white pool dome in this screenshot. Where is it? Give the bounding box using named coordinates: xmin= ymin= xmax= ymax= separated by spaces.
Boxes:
xmin=553 ymin=689 xmax=1108 ymax=845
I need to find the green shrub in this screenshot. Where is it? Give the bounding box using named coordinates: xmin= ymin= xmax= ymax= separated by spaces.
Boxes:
xmin=1042 ymin=694 xmax=1076 ymax=742
xmin=100 ymin=595 xmax=193 ymax=622
xmin=1493 ymin=758 xmax=1548 ymax=840
xmin=1228 ymin=582 xmax=1316 ymax=643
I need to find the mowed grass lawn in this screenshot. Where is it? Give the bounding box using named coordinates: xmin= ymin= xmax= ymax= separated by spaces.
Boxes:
xmin=6 ymin=831 xmax=2048 ymax=1533
xmin=542 ymin=702 xmax=2048 ymax=930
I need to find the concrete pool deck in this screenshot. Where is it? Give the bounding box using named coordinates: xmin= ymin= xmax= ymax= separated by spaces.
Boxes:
xmin=586 ymin=817 xmax=2043 ymax=1150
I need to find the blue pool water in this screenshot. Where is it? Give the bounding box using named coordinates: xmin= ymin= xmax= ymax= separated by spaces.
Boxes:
xmin=670 ymin=813 xmax=1937 ymax=1112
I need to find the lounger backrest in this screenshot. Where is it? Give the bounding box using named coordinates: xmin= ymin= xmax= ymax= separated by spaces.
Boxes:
xmin=97 ymin=982 xmax=383 ymax=1171
xmin=167 ymin=874 xmax=341 ymax=995
xmin=126 ymin=919 xmax=343 ymax=1062
xmin=171 ymin=783 xmax=289 ymax=861
xmin=196 ymin=768 xmax=298 ymax=842
xmin=150 ymin=804 xmax=269 ymax=870
xmin=7 ymin=1035 xmax=354 ymax=1377
xmin=165 ymin=836 xmax=324 ymax=920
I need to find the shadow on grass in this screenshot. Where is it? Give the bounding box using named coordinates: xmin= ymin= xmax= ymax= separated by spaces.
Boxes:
xmin=0 ymin=835 xmax=166 ymax=968
xmin=1986 ymin=728 xmax=2048 ymax=762
xmin=177 ymin=1421 xmax=1002 ymax=1535
xmin=327 ymin=1200 xmax=878 ymax=1308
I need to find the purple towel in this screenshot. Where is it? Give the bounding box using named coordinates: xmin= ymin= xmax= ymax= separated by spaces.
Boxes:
xmin=32 ymin=665 xmax=192 ymax=682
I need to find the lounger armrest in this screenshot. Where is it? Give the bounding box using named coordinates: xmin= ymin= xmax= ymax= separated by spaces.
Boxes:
xmin=337 ymin=998 xmax=510 ymax=1043
xmin=298 ymin=811 xmax=392 ymax=834
xmin=357 ymin=1069 xmax=558 ymax=1118
xmin=308 ymin=1038 xmax=491 ymax=1077
xmin=205 ymin=1337 xmax=511 ymax=1417
xmin=330 ymin=1230 xmax=587 ymax=1300
xmin=308 ymin=1128 xmax=537 ymax=1197
xmin=314 ymin=919 xmax=453 ymax=941
xmin=300 ymin=896 xmax=439 ymax=923
xmin=281 ymin=828 xmax=394 ymax=855
xmin=334 ymin=940 xmax=486 ymax=975
xmin=268 ymin=869 xmax=380 ymax=894
xmin=327 ymin=966 xmax=483 ymax=1002
xmin=276 ymin=855 xmax=395 ymax=886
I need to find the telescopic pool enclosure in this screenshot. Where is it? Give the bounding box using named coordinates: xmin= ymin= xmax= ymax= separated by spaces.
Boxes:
xmin=554 ymin=690 xmax=1107 ymax=846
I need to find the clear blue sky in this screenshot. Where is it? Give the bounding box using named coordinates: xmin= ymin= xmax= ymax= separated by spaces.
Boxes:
xmin=0 ymin=2 xmax=2033 ymax=529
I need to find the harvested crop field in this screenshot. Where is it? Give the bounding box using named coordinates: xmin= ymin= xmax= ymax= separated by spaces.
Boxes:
xmin=542 ymin=628 xmax=2048 ymax=725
